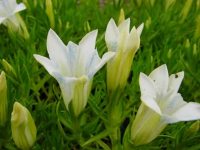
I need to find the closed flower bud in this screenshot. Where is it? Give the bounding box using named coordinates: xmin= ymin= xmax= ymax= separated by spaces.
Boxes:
xmin=11 ymin=102 xmax=37 ymax=150
xmin=184 ymin=121 xmax=200 ymax=138
xmin=180 ymin=0 xmax=193 ymax=22
xmin=118 ymin=9 xmax=125 ymax=25
xmin=0 ymin=71 xmax=7 ymax=126
xmin=45 ymin=0 xmax=55 ymax=28
xmin=1 ymin=59 xmax=17 ymax=77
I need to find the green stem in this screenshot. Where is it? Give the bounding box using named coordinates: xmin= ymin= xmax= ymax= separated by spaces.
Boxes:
xmin=72 ymin=116 xmax=81 ymax=140
xmin=110 ymin=127 xmax=122 ymax=150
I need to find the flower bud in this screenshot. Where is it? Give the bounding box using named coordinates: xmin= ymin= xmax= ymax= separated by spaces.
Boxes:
xmin=183 ymin=121 xmax=200 ymax=139
xmin=0 ymin=71 xmax=7 ymax=126
xmin=185 ymin=39 xmax=190 ymax=49
xmin=194 ymin=15 xmax=200 ymax=39
xmin=11 ymin=102 xmax=37 ymax=150
xmin=165 ymin=0 xmax=176 ymax=11
xmin=84 ymin=21 xmax=91 ymax=32
xmin=180 ymin=0 xmax=193 ymax=22
xmin=193 ymin=44 xmax=197 ymax=56
xmin=118 ymin=8 xmax=125 ymax=25
xmin=46 ymin=0 xmax=55 ymax=28
xmin=1 ymin=59 xmax=17 ymax=77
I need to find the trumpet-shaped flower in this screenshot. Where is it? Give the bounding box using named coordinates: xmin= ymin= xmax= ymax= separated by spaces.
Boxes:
xmin=0 ymin=0 xmax=26 ymax=27
xmin=34 ymin=29 xmax=115 ymax=116
xmin=11 ymin=102 xmax=37 ymax=150
xmin=131 ymin=64 xmax=200 ymax=145
xmin=105 ymin=18 xmax=144 ymax=92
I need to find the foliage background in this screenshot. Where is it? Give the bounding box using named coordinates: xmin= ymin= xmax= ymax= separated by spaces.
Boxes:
xmin=0 ymin=0 xmax=200 ymax=149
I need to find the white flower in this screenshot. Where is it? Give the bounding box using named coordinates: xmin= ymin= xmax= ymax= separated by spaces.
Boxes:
xmin=0 ymin=0 xmax=26 ymax=27
xmin=34 ymin=29 xmax=115 ymax=116
xmin=131 ymin=64 xmax=200 ymax=145
xmin=105 ymin=18 xmax=143 ymax=91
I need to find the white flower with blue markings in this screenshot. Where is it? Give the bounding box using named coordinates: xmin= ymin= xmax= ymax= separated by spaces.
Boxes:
xmin=34 ymin=29 xmax=115 ymax=116
xmin=131 ymin=64 xmax=200 ymax=145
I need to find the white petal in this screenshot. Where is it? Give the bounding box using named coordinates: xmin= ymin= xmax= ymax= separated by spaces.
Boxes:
xmin=139 ymin=73 xmax=156 ymax=98
xmin=105 ymin=18 xmax=119 ymax=52
xmin=0 ymin=17 xmax=6 ymax=24
xmin=13 ymin=3 xmax=26 ymax=14
xmin=78 ymin=30 xmax=98 ymax=73
xmin=118 ymin=18 xmax=130 ymax=51
xmin=166 ymin=102 xmax=200 ymax=123
xmin=149 ymin=64 xmax=169 ymax=95
xmin=65 ymin=41 xmax=79 ymax=76
xmin=85 ymin=49 xmax=101 ymax=75
xmin=141 ymin=96 xmax=162 ymax=115
xmin=7 ymin=0 xmax=17 ymax=9
xmin=126 ymin=27 xmax=140 ymax=52
xmin=52 ymin=72 xmax=78 ymax=110
xmin=136 ymin=23 xmax=144 ymax=37
xmin=0 ymin=3 xmax=7 ymax=17
xmin=33 ymin=54 xmax=58 ymax=77
xmin=88 ymin=51 xmax=115 ymax=78
xmin=161 ymin=93 xmax=186 ymax=115
xmin=168 ymin=71 xmax=184 ymax=93
xmin=79 ymin=30 xmax=97 ymax=51
xmin=118 ymin=18 xmax=130 ymax=36
xmin=47 ymin=29 xmax=70 ymax=75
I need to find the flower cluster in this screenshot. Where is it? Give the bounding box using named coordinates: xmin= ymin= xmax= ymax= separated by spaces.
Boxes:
xmin=1 ymin=1 xmax=200 ymax=149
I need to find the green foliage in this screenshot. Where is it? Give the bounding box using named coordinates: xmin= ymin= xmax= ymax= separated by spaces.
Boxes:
xmin=0 ymin=0 xmax=200 ymax=149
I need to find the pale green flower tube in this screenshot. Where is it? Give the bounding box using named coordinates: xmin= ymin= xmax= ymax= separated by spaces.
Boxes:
xmin=0 ymin=71 xmax=7 ymax=126
xmin=11 ymin=102 xmax=37 ymax=150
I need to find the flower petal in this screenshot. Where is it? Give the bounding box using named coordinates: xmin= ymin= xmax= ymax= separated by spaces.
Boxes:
xmin=0 ymin=2 xmax=7 ymax=17
xmin=79 ymin=30 xmax=97 ymax=52
xmin=47 ymin=29 xmax=70 ymax=75
xmin=7 ymin=0 xmax=17 ymax=9
xmin=88 ymin=51 xmax=115 ymax=78
xmin=168 ymin=71 xmax=184 ymax=93
xmin=65 ymin=41 xmax=79 ymax=76
xmin=33 ymin=54 xmax=58 ymax=77
xmin=118 ymin=18 xmax=130 ymax=37
xmin=126 ymin=26 xmax=140 ymax=52
xmin=161 ymin=93 xmax=186 ymax=115
xmin=136 ymin=23 xmax=144 ymax=37
xmin=139 ymin=72 xmax=156 ymax=98
xmin=78 ymin=30 xmax=98 ymax=73
xmin=118 ymin=18 xmax=130 ymax=51
xmin=105 ymin=18 xmax=119 ymax=52
xmin=13 ymin=3 xmax=26 ymax=14
xmin=52 ymin=72 xmax=79 ymax=110
xmin=166 ymin=102 xmax=200 ymax=123
xmin=0 ymin=17 xmax=6 ymax=24
xmin=149 ymin=64 xmax=169 ymax=95
xmin=141 ymin=96 xmax=162 ymax=115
